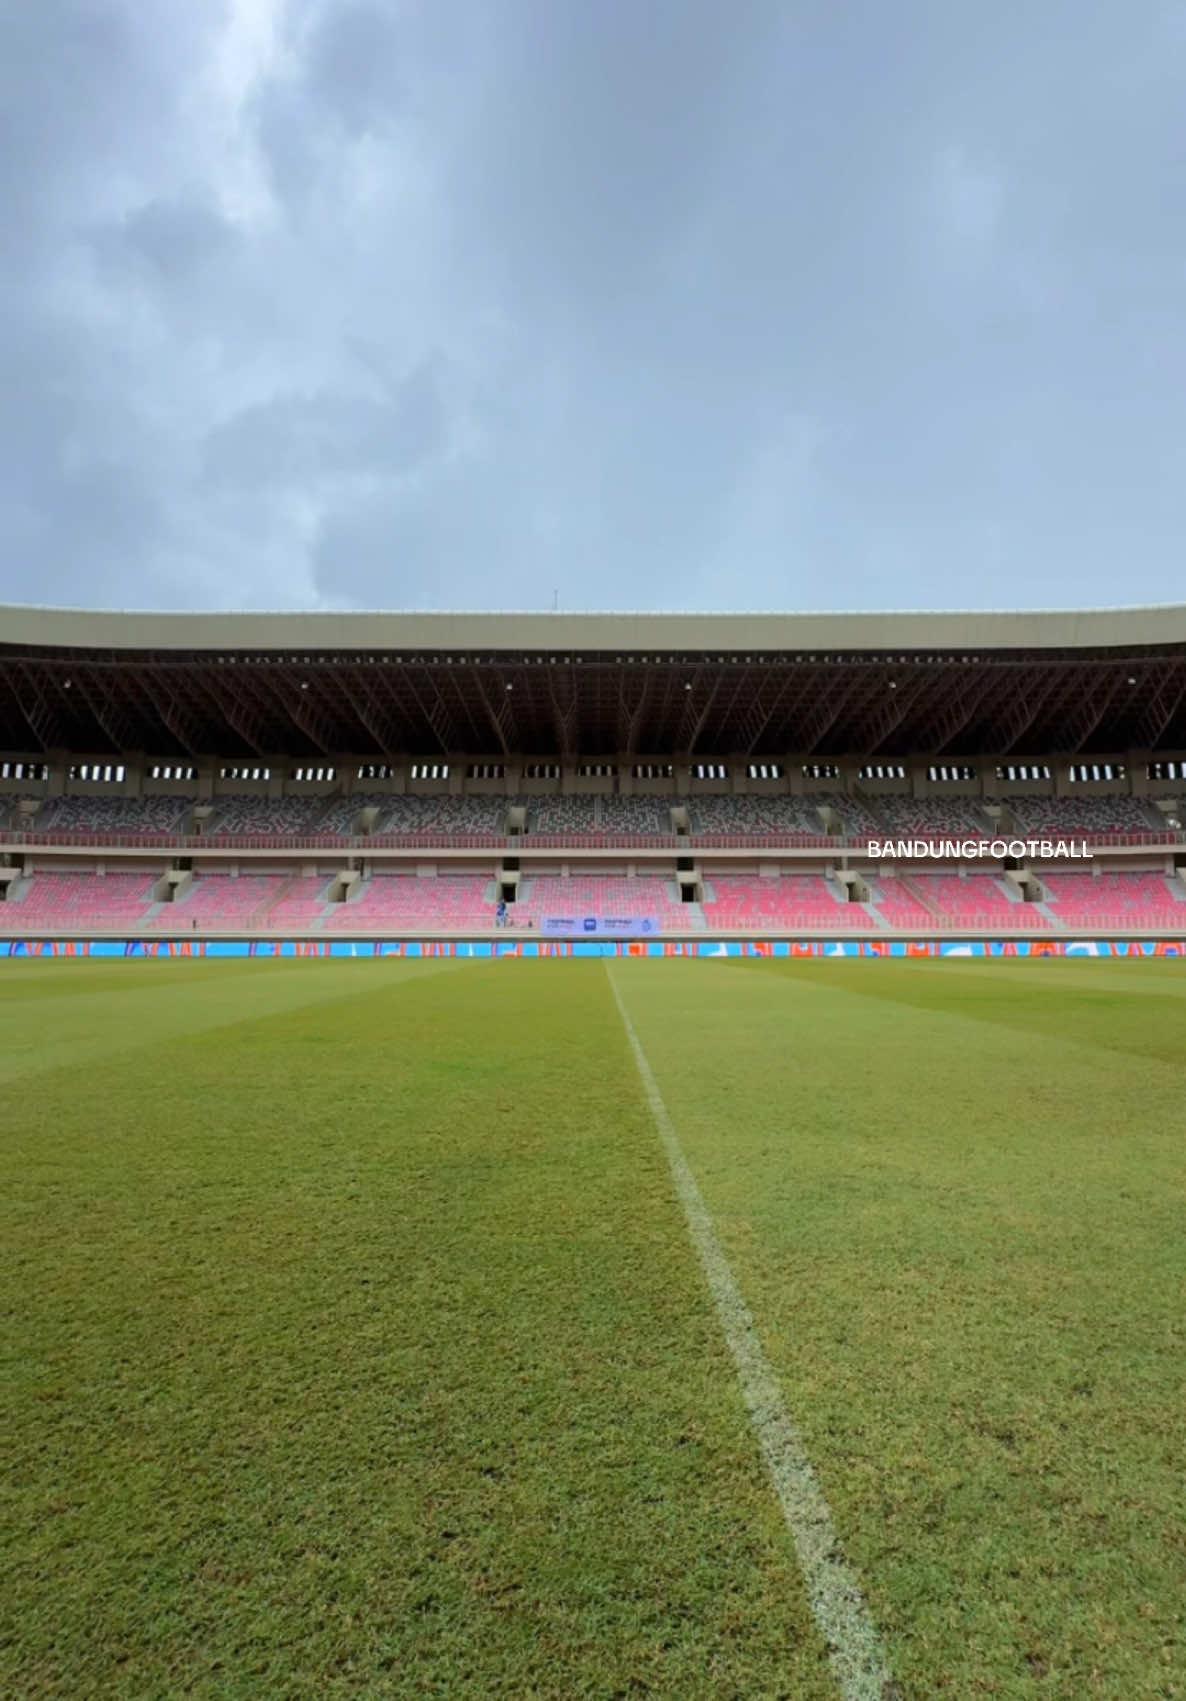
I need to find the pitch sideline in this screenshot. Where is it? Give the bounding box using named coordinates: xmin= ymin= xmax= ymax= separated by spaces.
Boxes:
xmin=607 ymin=965 xmax=898 ymax=1701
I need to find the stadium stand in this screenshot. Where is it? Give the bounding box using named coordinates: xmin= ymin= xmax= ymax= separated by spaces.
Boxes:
xmin=830 ymin=794 xmax=886 ymax=837
xmin=262 ymin=876 xmax=337 ymax=930
xmin=514 ymin=875 xmax=686 ymax=923
xmin=1039 ymin=871 xmax=1186 ymax=926
xmin=9 ymin=871 xmax=157 ymax=928
xmin=527 ymin=795 xmax=598 ymax=833
xmin=374 ymin=797 xmax=508 ymax=835
xmin=689 ymin=795 xmax=836 ymax=836
xmin=868 ymin=796 xmax=988 ymax=836
xmin=703 ymin=875 xmax=866 ymax=928
xmin=32 ymin=796 xmax=191 ymax=834
xmin=325 ymin=875 xmax=495 ymax=931
xmin=1004 ymin=795 xmax=1159 ymax=835
xmin=865 ymin=876 xmax=937 ymax=929
xmin=598 ymin=795 xmax=674 ymax=834
xmin=3 ymin=604 xmax=1186 ymax=941
xmin=210 ymin=796 xmax=328 ymax=836
xmin=313 ymin=796 xmax=388 ymax=837
xmin=153 ymin=875 xmax=286 ymax=928
xmin=903 ymin=873 xmax=1050 ymax=927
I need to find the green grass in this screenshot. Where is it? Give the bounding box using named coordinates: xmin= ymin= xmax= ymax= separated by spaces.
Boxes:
xmin=2 ymin=958 xmax=1185 ymax=1698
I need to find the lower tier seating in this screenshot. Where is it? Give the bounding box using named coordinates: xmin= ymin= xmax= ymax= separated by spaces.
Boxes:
xmin=149 ymin=876 xmax=286 ymax=928
xmin=324 ymin=875 xmax=496 ymax=931
xmin=263 ymin=876 xmax=337 ymax=929
xmin=7 ymin=872 xmax=157 ymax=927
xmin=512 ymin=875 xmax=687 ymax=923
xmin=704 ymin=876 xmax=866 ymax=928
xmin=901 ymin=873 xmax=1049 ymax=927
xmin=1041 ymin=871 xmax=1186 ymax=927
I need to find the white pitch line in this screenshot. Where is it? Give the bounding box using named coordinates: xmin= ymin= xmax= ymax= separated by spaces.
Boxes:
xmin=607 ymin=966 xmax=897 ymax=1701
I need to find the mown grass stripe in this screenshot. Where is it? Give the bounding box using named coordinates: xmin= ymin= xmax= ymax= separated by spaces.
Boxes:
xmin=608 ymin=964 xmax=898 ymax=1701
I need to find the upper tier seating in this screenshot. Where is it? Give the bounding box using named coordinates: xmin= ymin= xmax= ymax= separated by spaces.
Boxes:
xmin=210 ymin=796 xmax=329 ymax=836
xmin=704 ymin=875 xmax=866 ymax=928
xmin=689 ymin=793 xmax=886 ymax=838
xmin=689 ymin=795 xmax=832 ymax=836
xmin=1003 ymin=795 xmax=1160 ymax=835
xmin=9 ymin=871 xmax=157 ymax=927
xmin=1 ymin=795 xmax=40 ymax=831
xmin=828 ymin=794 xmax=885 ymax=837
xmin=869 ymin=797 xmax=988 ymax=837
xmin=528 ymin=795 xmax=598 ymax=833
xmin=325 ymin=875 xmax=495 ymax=931
xmin=315 ymin=795 xmax=392 ymax=837
xmin=374 ymin=796 xmax=508 ymax=835
xmin=32 ymin=795 xmax=191 ymax=834
xmin=598 ymin=795 xmax=674 ymax=833
xmin=514 ymin=875 xmax=685 ymax=922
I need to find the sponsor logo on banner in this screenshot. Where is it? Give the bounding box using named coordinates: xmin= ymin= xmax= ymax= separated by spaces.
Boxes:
xmin=540 ymin=916 xmax=661 ymax=938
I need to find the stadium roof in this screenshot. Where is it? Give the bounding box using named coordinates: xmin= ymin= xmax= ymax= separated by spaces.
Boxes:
xmin=3 ymin=602 xmax=1186 ymax=761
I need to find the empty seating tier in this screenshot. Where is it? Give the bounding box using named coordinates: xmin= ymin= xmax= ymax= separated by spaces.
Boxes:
xmin=264 ymin=876 xmax=337 ymax=930
xmin=314 ymin=795 xmax=392 ymax=837
xmin=1041 ymin=872 xmax=1186 ymax=928
xmin=32 ymin=796 xmax=191 ymax=834
xmin=8 ymin=872 xmax=157 ymax=928
xmin=870 ymin=797 xmax=988 ymax=836
xmin=151 ymin=876 xmax=287 ymax=929
xmin=210 ymin=797 xmax=329 ymax=836
xmin=704 ymin=876 xmax=865 ymax=928
xmin=374 ymin=797 xmax=508 ymax=835
xmin=514 ymin=876 xmax=686 ymax=922
xmin=597 ymin=796 xmax=673 ymax=834
xmin=690 ymin=796 xmax=830 ymax=836
xmin=527 ymin=795 xmax=598 ymax=833
xmin=325 ymin=876 xmax=495 ymax=931
xmin=1004 ymin=796 xmax=1160 ymax=835
xmin=903 ymin=874 xmax=1049 ymax=928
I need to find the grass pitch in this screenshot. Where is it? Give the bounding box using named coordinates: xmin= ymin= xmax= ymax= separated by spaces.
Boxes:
xmin=2 ymin=958 xmax=1184 ymax=1699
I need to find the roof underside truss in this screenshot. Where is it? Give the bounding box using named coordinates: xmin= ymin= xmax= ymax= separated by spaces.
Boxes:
xmin=2 ymin=646 xmax=1186 ymax=760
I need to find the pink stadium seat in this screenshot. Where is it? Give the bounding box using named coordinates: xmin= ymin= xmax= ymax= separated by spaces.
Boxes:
xmin=902 ymin=874 xmax=1050 ymax=928
xmin=264 ymin=876 xmax=336 ymax=929
xmin=514 ymin=875 xmax=686 ymax=922
xmin=1041 ymin=871 xmax=1186 ymax=929
xmin=866 ymin=878 xmax=935 ymax=928
xmin=703 ymin=876 xmax=865 ymax=929
xmin=324 ymin=875 xmax=496 ymax=931
xmin=149 ymin=876 xmax=286 ymax=929
xmin=10 ymin=871 xmax=158 ymax=928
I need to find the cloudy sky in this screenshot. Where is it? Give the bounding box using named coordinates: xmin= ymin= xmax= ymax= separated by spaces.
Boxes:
xmin=1 ymin=0 xmax=1184 ymax=615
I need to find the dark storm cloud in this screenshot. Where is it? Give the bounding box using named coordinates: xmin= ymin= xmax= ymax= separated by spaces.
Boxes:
xmin=1 ymin=0 xmax=1185 ymax=613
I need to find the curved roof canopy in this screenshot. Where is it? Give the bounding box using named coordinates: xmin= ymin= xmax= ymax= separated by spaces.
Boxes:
xmin=2 ymin=603 xmax=1185 ymax=760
